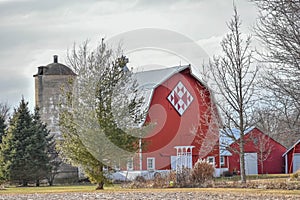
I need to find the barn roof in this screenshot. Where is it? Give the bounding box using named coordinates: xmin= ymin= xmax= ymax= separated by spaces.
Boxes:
xmin=133 ymin=64 xmax=208 ymax=115
xmin=220 ymin=127 xmax=286 ymax=157
xmin=282 ymin=139 xmax=300 ymax=157
xmin=134 ymin=64 xmax=191 ymax=90
xmin=219 ymin=127 xmax=255 ymax=156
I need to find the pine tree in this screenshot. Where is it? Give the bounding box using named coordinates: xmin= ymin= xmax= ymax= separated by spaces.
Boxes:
xmin=30 ymin=108 xmax=52 ymax=186
xmin=59 ymin=40 xmax=149 ymax=190
xmin=0 ymin=99 xmax=52 ymax=186
xmin=0 ymin=103 xmax=9 ymax=144
xmin=0 ymin=116 xmax=5 ymax=144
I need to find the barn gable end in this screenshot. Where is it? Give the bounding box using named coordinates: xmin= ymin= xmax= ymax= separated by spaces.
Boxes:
xmin=133 ymin=65 xmax=220 ymax=172
xmin=226 ymin=127 xmax=286 ymax=175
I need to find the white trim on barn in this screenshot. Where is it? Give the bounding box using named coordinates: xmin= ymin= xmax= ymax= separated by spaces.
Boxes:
xmin=285 ymin=154 xmax=288 ymax=174
xmin=147 ymin=157 xmax=155 ymax=171
xmin=282 ymin=139 xmax=300 ymax=174
xmin=174 ymin=146 xmax=194 ymax=172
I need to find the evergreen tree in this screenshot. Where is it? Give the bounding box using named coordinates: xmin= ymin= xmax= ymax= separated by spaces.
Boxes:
xmin=30 ymin=108 xmax=53 ymax=186
xmin=0 ymin=103 xmax=9 ymax=144
xmin=59 ymin=40 xmax=149 ymax=190
xmin=0 ymin=99 xmax=33 ymax=186
xmin=0 ymin=116 xmax=6 ymax=144
xmin=0 ymin=99 xmax=52 ymax=186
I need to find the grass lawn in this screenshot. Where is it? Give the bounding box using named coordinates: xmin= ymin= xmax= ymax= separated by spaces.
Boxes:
xmin=215 ymin=173 xmax=290 ymax=182
xmin=0 ymin=184 xmax=101 ymax=194
xmin=1 ymin=174 xmax=299 ymax=196
xmin=1 ymin=184 xmax=300 ymax=196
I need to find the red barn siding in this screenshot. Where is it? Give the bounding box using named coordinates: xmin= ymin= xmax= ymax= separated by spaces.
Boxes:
xmin=228 ymin=128 xmax=286 ymax=174
xmin=284 ymin=141 xmax=300 ymax=173
xmin=220 ymin=156 xmax=230 ymax=169
xmin=141 ymin=68 xmax=220 ymax=170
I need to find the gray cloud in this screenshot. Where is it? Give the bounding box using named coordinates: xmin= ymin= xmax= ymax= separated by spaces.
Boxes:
xmin=0 ymin=0 xmax=258 ymax=110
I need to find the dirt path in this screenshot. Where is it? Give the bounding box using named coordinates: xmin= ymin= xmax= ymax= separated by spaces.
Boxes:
xmin=1 ymin=191 xmax=300 ymax=200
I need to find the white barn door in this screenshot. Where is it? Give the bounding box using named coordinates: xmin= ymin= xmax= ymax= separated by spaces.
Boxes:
xmin=293 ymin=154 xmax=300 ymax=173
xmin=171 ymin=156 xmax=177 ymax=170
xmin=245 ymin=153 xmax=258 ymax=175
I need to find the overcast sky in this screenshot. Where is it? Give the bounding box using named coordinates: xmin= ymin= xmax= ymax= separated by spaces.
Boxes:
xmin=0 ymin=0 xmax=258 ymax=110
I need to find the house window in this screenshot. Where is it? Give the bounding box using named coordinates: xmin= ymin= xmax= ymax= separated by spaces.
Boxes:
xmin=127 ymin=158 xmax=133 ymax=171
xmin=114 ymin=162 xmax=120 ymax=171
xmin=147 ymin=157 xmax=155 ymax=170
xmin=220 ymin=156 xmax=225 ymax=166
xmin=207 ymin=156 xmax=215 ymax=166
xmin=253 ymin=137 xmax=258 ymax=145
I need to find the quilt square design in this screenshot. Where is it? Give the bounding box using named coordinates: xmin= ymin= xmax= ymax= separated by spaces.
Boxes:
xmin=167 ymin=81 xmax=193 ymax=116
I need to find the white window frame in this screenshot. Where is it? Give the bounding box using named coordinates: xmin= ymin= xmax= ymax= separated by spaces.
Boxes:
xmin=114 ymin=162 xmax=120 ymax=171
xmin=220 ymin=156 xmax=225 ymax=166
xmin=147 ymin=157 xmax=155 ymax=171
xmin=207 ymin=156 xmax=215 ymax=166
xmin=127 ymin=158 xmax=133 ymax=171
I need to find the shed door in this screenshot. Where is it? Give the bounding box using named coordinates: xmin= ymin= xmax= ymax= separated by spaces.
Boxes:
xmin=245 ymin=153 xmax=258 ymax=175
xmin=293 ymin=154 xmax=300 ymax=173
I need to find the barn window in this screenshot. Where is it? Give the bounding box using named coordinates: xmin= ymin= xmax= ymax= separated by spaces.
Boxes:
xmin=207 ymin=156 xmax=215 ymax=166
xmin=253 ymin=137 xmax=258 ymax=145
xmin=147 ymin=157 xmax=155 ymax=170
xmin=220 ymin=156 xmax=225 ymax=166
xmin=127 ymin=158 xmax=133 ymax=171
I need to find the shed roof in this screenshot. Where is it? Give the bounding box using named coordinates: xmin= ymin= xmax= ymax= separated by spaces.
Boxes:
xmin=219 ymin=127 xmax=255 ymax=156
xmin=282 ymin=139 xmax=300 ymax=157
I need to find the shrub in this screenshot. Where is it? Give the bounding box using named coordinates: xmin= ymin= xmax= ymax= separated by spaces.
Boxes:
xmin=190 ymin=159 xmax=214 ymax=186
xmin=222 ymin=171 xmax=232 ymax=177
xmin=152 ymin=174 xmax=165 ymax=188
xmin=135 ymin=176 xmax=146 ymax=183
xmin=166 ymin=170 xmax=177 ymax=187
xmin=291 ymin=172 xmax=299 ymax=180
xmin=176 ymin=167 xmax=192 ymax=187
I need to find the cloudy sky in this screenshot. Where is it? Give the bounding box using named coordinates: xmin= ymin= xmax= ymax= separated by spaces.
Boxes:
xmin=0 ymin=0 xmax=258 ymax=110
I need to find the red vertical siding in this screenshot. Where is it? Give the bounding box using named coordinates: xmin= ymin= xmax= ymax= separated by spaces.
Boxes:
xmin=141 ymin=68 xmax=220 ymax=170
xmin=286 ymin=142 xmax=300 ymax=173
xmin=228 ymin=128 xmax=286 ymax=174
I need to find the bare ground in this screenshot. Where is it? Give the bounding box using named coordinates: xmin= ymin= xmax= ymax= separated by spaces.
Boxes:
xmin=1 ymin=190 xmax=300 ymax=200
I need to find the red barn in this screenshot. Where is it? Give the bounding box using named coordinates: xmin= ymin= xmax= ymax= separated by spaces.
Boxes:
xmin=223 ymin=127 xmax=286 ymax=175
xmin=125 ymin=65 xmax=220 ymax=175
xmin=283 ymin=140 xmax=300 ymax=173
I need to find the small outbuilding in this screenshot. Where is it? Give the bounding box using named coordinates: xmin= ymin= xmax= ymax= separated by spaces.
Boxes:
xmin=283 ymin=140 xmax=300 ymax=173
xmin=221 ymin=127 xmax=286 ymax=175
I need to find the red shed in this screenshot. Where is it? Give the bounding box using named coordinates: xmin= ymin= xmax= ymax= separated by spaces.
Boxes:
xmin=226 ymin=127 xmax=286 ymax=175
xmin=283 ymin=140 xmax=300 ymax=173
xmin=129 ymin=65 xmax=220 ymax=173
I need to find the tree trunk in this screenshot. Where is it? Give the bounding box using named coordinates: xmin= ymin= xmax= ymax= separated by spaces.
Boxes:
xmin=95 ymin=182 xmax=104 ymax=190
xmin=36 ymin=179 xmax=40 ymax=187
xmin=48 ymin=178 xmax=53 ymax=186
xmin=22 ymin=180 xmax=28 ymax=187
xmin=239 ymin=136 xmax=246 ymax=183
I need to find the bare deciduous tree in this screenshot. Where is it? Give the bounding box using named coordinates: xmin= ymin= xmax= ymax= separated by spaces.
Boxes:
xmin=252 ymin=0 xmax=300 ymax=141
xmin=207 ymin=6 xmax=259 ymax=183
xmin=253 ymin=106 xmax=299 ymax=147
xmin=0 ymin=102 xmax=9 ymax=143
xmin=250 ymin=133 xmax=274 ymax=174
